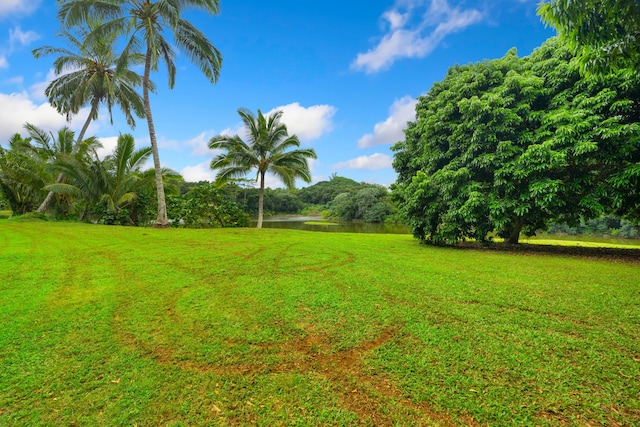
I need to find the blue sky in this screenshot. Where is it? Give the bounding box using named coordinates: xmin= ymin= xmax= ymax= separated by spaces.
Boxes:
xmin=0 ymin=0 xmax=554 ymax=187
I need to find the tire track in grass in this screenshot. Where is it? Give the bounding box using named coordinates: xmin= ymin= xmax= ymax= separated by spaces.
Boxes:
xmin=284 ymin=323 xmax=476 ymax=427
xmin=106 ymin=232 xmax=476 ymax=425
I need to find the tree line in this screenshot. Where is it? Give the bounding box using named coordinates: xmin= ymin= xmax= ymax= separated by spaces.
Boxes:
xmin=0 ymin=126 xmax=395 ymax=226
xmin=0 ymin=0 xmax=318 ymax=228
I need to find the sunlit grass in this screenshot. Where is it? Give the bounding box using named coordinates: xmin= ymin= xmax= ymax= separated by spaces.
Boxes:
xmin=524 ymin=238 xmax=640 ymax=249
xmin=1 ymin=221 xmax=638 ymax=426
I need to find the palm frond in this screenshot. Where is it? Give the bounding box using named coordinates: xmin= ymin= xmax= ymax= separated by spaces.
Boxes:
xmin=173 ymin=19 xmax=222 ymax=84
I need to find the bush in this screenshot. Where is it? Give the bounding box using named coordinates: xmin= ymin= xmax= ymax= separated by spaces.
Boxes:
xmin=167 ymin=183 xmax=250 ymax=228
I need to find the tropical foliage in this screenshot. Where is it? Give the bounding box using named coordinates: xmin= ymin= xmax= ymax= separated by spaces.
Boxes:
xmin=209 ymin=108 xmax=317 ymax=228
xmin=538 ymin=0 xmax=640 ymax=74
xmin=0 ymin=125 xmax=100 ymax=216
xmin=298 ymin=174 xmax=362 ymax=206
xmin=0 ymin=126 xmax=179 ymax=225
xmin=58 ymin=0 xmax=223 ymax=227
xmin=167 ymin=182 xmax=249 ymax=228
xmin=46 ymin=133 xmax=172 ymax=224
xmin=32 ymin=17 xmax=148 ymax=213
xmin=391 ymin=38 xmax=640 ymax=244
xmin=327 ymin=184 xmax=392 ymax=222
xmin=0 ymin=133 xmax=47 ymax=215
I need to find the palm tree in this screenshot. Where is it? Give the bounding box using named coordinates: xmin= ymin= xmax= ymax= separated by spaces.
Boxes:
xmin=47 ymin=133 xmax=168 ymax=223
xmin=0 ymin=134 xmax=44 ymax=215
xmin=32 ymin=19 xmax=148 ymax=213
xmin=0 ymin=125 xmax=99 ymax=216
xmin=209 ymin=108 xmax=317 ymax=228
xmin=58 ymin=0 xmax=223 ymax=227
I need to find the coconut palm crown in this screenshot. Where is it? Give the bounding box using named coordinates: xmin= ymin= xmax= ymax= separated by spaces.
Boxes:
xmin=209 ymin=108 xmax=317 ymax=228
xmin=58 ymin=0 xmax=223 ymax=227
xmin=32 ymin=18 xmax=149 ymax=213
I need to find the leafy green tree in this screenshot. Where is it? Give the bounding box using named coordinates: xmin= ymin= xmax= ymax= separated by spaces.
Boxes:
xmin=209 ymin=108 xmax=317 ymax=228
xmin=167 ymin=182 xmax=249 ymax=228
xmin=264 ymin=188 xmax=304 ymax=214
xmin=33 ymin=19 xmax=147 ymax=213
xmin=329 ymin=192 xmax=357 ymax=221
xmin=298 ymin=174 xmax=360 ymax=205
xmin=58 ymin=0 xmax=223 ymax=227
xmin=538 ymin=0 xmax=640 ymax=74
xmin=328 ymin=184 xmax=391 ymax=222
xmin=392 ymin=38 xmax=640 ymax=244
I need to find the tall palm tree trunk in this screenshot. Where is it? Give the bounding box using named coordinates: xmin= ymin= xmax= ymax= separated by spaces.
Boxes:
xmin=35 ymin=104 xmax=96 ymax=214
xmin=144 ymin=47 xmax=168 ymax=227
xmin=257 ymin=171 xmax=265 ymax=228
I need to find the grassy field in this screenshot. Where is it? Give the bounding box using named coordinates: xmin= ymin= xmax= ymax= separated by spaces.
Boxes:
xmin=0 ymin=221 xmax=638 ymax=426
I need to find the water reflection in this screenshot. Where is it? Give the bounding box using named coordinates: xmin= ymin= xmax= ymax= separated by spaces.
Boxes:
xmin=253 ymin=215 xmax=410 ymax=234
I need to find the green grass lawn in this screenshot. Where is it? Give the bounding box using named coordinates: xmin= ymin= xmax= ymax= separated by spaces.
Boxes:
xmin=1 ymin=221 xmax=638 ymax=426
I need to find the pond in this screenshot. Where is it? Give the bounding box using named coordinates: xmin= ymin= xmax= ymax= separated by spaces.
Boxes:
xmin=253 ymin=215 xmax=410 ymax=234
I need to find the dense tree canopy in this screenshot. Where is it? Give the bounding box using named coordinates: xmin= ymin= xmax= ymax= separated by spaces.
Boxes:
xmin=167 ymin=182 xmax=249 ymax=228
xmin=328 ymin=184 xmax=392 ymax=222
xmin=298 ymin=174 xmax=361 ymax=205
xmin=392 ymin=38 xmax=640 ymax=244
xmin=539 ymin=0 xmax=640 ymax=74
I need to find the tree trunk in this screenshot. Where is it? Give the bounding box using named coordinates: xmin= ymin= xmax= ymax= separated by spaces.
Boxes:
xmin=257 ymin=171 xmax=265 ymax=229
xmin=507 ymin=217 xmax=523 ymax=244
xmin=36 ymin=104 xmax=96 ymax=214
xmin=144 ymin=46 xmax=168 ymax=227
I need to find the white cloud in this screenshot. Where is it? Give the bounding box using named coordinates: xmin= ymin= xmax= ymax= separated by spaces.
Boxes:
xmin=262 ymin=174 xmax=283 ymax=189
xmin=9 ymin=26 xmax=40 ymax=49
xmin=358 ymin=96 xmax=417 ymax=148
xmin=181 ymin=161 xmax=216 ymax=182
xmin=265 ymin=102 xmax=337 ymax=141
xmin=184 ymin=130 xmax=215 ymax=156
xmin=352 ymin=0 xmax=484 ymax=73
xmin=95 ymin=136 xmax=119 ymax=160
xmin=0 ymin=91 xmax=88 ymax=143
xmin=0 ymin=0 xmax=41 ymax=18
xmin=4 ymin=76 xmax=23 ymax=85
xmin=30 ymin=69 xmax=56 ymax=101
xmin=0 ymin=56 xmax=8 ymax=69
xmin=156 ymin=136 xmax=181 ymax=150
xmin=223 ymin=124 xmax=246 ymax=136
xmin=333 ymin=153 xmax=393 ymax=170
xmin=383 ymin=9 xmax=410 ymax=31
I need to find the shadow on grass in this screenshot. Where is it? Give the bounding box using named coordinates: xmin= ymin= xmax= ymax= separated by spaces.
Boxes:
xmin=454 ymin=241 xmax=640 ymax=263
